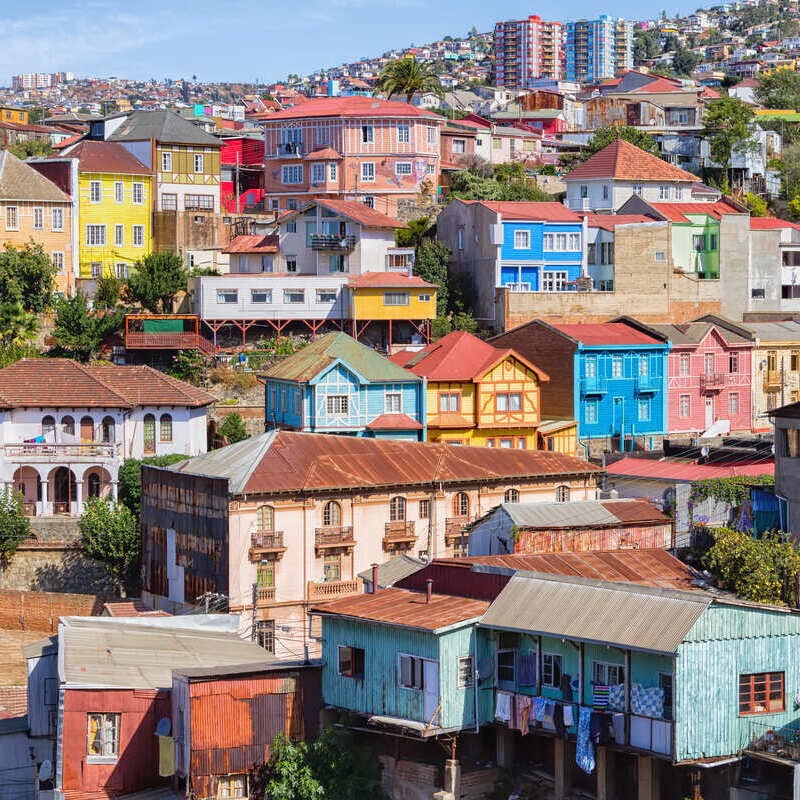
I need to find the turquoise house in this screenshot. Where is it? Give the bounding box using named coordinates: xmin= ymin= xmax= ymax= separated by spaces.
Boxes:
xmin=261 ymin=332 xmax=426 ymax=440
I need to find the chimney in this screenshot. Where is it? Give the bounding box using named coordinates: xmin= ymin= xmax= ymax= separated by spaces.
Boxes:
xmin=371 ymin=563 xmax=379 ymax=594
xmin=426 ymin=579 xmax=433 ymax=603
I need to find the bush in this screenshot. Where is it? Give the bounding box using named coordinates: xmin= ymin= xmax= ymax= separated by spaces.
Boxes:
xmin=79 ymin=498 xmax=139 ymax=596
xmin=0 ymin=488 xmax=31 ymax=564
xmin=168 ymin=349 xmax=205 ymax=385
xmin=118 ymin=454 xmax=188 ymax=518
xmin=219 ymin=413 xmax=248 ymax=445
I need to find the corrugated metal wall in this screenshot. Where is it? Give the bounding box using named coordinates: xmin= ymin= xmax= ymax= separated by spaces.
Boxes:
xmin=398 ymin=563 xmax=511 ymax=601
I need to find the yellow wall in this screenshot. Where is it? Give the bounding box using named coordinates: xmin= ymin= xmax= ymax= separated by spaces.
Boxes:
xmin=352 ymin=287 xmax=436 ymax=320
xmin=156 ymin=145 xmax=221 ymax=185
xmin=476 ymin=357 xmax=540 ymax=429
xmin=752 ymin=343 xmax=800 ymax=430
xmin=1 ymin=107 xmax=28 ymax=124
xmin=540 ymin=423 xmax=579 ymax=456
xmin=78 ymin=172 xmax=152 ymax=278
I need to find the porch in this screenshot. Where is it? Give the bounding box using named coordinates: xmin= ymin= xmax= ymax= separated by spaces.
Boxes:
xmin=10 ymin=464 xmax=117 ymax=517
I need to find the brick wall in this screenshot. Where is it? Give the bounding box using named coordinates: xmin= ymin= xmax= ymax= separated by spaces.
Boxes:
xmin=0 ymin=589 xmax=106 ymax=632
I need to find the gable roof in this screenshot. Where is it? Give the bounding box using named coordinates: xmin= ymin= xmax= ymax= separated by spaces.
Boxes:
xmin=0 ymin=150 xmax=68 ymax=203
xmin=58 ymin=139 xmax=150 ymax=175
xmin=584 ymin=213 xmax=654 ymax=231
xmin=257 ymin=96 xmax=445 ymax=122
xmin=389 ymin=330 xmax=548 ymax=382
xmin=644 ymin=321 xmax=752 ymax=346
xmin=280 ymin=198 xmax=404 ymax=229
xmin=260 ymin=332 xmax=420 ymax=383
xmin=462 ymin=200 xmax=581 ymax=222
xmin=108 ymin=110 xmax=222 ymax=147
xmin=492 ymin=498 xmax=671 ymax=530
xmin=565 ymin=139 xmax=697 ymax=183
xmin=223 ymin=234 xmax=279 ymax=254
xmin=749 ymin=217 xmax=800 ymax=231
xmin=647 ymin=200 xmax=744 ymax=222
xmin=549 ymin=322 xmax=663 ymax=346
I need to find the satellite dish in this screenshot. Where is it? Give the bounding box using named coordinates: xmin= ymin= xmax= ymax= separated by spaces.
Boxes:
xmin=476 ymin=657 xmax=494 ymax=680
xmin=38 ymin=760 xmax=52 ymax=782
xmin=155 ymin=717 xmax=171 ymax=737
xmin=701 ymin=446 xmax=710 ymax=457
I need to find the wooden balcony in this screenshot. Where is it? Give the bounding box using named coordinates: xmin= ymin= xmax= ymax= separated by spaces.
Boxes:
xmin=383 ymin=520 xmax=416 ymax=550
xmin=307 ymin=579 xmax=361 ymax=602
xmin=764 ymin=370 xmax=782 ymax=390
xmin=314 ymin=526 xmax=354 ymax=553
xmin=249 ymin=531 xmax=287 ymax=561
xmin=700 ymin=372 xmax=727 ymax=392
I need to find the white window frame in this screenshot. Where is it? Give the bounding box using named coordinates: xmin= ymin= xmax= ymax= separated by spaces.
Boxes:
xmin=89 ymin=262 xmax=102 ymax=278
xmin=193 ymin=153 xmax=204 ymax=173
xmin=568 ymin=232 xmax=580 ymax=250
xmin=114 ymin=224 xmax=124 ymax=247
xmin=33 ymin=206 xmax=43 ymax=230
xmin=5 ymin=205 xmax=18 ymax=231
xmin=251 ymin=288 xmax=272 ymax=304
xmin=452 ymin=138 xmax=467 ymax=154
xmin=514 ymin=230 xmax=530 ymax=249
xmin=632 ymin=184 xmax=643 ymax=196
xmin=585 ymin=399 xmax=598 ymax=424
xmin=361 ymin=162 xmax=375 ymax=182
xmin=132 ymin=225 xmax=145 ymax=247
xmin=284 ymin=288 xmax=305 ymax=304
xmin=329 ymin=162 xmax=338 ymax=181
xmin=89 ymin=180 xmax=102 ymax=204
xmin=383 ymin=292 xmax=409 ymax=306
xmin=161 ymin=151 xmax=172 ymax=172
xmin=86 ymin=712 xmax=120 ymax=761
xmin=542 ymin=271 xmax=568 ymax=292
xmin=398 ymin=653 xmax=425 ymax=691
xmin=592 ymin=660 xmax=625 ymax=687
xmin=114 ymin=262 xmax=128 ymax=279
xmin=679 ymin=394 xmax=690 ymax=418
xmin=611 ymin=355 xmax=623 ymax=378
xmin=311 ymin=162 xmax=325 ymax=183
xmin=542 ymin=653 xmax=563 ymax=688
xmin=729 ymin=392 xmax=739 ymax=415
xmin=385 ymin=391 xmax=402 ymax=414
xmin=86 ymin=224 xmax=106 ymax=246
xmin=132 ymin=182 xmax=144 ymax=205
xmin=638 ymin=398 xmax=650 ymax=421
xmin=316 ymin=288 xmax=337 ymax=304
xmin=426 ymin=126 xmax=436 ymax=145
xmin=679 ymin=353 xmax=690 ymax=376
xmin=543 ymin=232 xmax=554 ymax=251
xmin=397 ymin=124 xmax=410 ymax=143
xmin=361 ymin=124 xmax=374 ymax=144
xmin=114 ymin=181 xmax=124 ymax=204
xmin=282 ymin=165 xmax=303 ymax=185
xmin=457 ymin=655 xmax=474 ymax=689
xmin=326 ymin=394 xmax=349 ymax=415
xmin=51 ymin=251 xmax=64 ymax=271
xmin=659 ymin=184 xmax=670 ymax=200
xmin=395 ymin=162 xmax=413 ymax=176
xmin=495 ymin=648 xmax=516 ymax=687
xmin=52 ymin=207 xmax=64 ymax=231
xmin=217 ymin=288 xmax=238 ymax=304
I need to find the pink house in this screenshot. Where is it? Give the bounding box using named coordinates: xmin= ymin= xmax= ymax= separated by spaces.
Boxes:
xmin=647 ymin=321 xmax=754 ymax=435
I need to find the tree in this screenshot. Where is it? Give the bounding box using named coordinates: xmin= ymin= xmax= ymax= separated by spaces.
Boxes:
xmin=219 ymin=413 xmax=248 ymax=445
xmin=743 ymin=192 xmax=768 ymax=216
xmin=0 ymin=488 xmax=31 ymax=565
xmin=756 ymin=69 xmax=800 ymax=110
xmin=7 ymin=139 xmax=52 ymax=159
xmin=118 ymin=454 xmax=188 ymax=519
xmin=396 ymin=216 xmax=433 ymax=249
xmin=252 ymin=736 xmax=323 ymax=800
xmin=672 ymin=46 xmax=701 ymax=77
xmin=449 ymin=163 xmax=549 ymax=201
xmin=414 ymin=240 xmax=449 ymax=316
xmin=374 ymin=57 xmax=443 ymax=104
xmin=0 ymin=302 xmax=38 ymax=346
xmin=94 ymin=275 xmax=123 ymax=310
xmin=702 ymin=97 xmax=759 ymax=182
xmin=79 ymin=498 xmax=139 ymax=596
xmin=123 ymin=252 xmax=188 ymax=313
xmin=0 ymin=242 xmax=58 ymax=312
xmin=51 ymin=292 xmax=123 ymax=362
xmin=168 ymin=349 xmax=205 ymax=385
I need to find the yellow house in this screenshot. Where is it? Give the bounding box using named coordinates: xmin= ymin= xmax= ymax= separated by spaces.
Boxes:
xmin=390 ymin=330 xmax=547 ymax=448
xmin=0 ymin=106 xmax=28 ymax=125
xmin=61 ymin=139 xmax=152 ymax=279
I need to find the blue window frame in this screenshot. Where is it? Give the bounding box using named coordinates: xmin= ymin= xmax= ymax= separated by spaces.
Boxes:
xmin=638 ymin=399 xmax=650 ymax=421
xmin=585 ymin=399 xmax=598 ymax=424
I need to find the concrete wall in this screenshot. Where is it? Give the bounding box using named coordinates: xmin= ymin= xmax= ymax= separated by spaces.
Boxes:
xmin=719 ymin=214 xmax=754 ymax=320
xmin=773 ymin=413 xmax=800 ymax=536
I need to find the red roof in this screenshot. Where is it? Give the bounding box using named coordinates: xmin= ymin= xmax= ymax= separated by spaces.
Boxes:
xmin=304 ymin=147 xmax=341 ymax=161
xmin=52 ymin=133 xmax=83 ymax=150
xmin=365 ymin=413 xmax=423 ymax=431
xmin=550 ymin=322 xmax=663 ymax=346
xmin=311 ymin=587 xmax=489 ymax=630
xmin=585 ymin=213 xmax=653 ymax=231
xmin=314 ymin=198 xmax=404 ymax=228
xmin=750 ymin=217 xmax=800 ymax=231
xmin=258 ymin=96 xmax=445 ymax=122
xmin=464 ymin=200 xmax=581 ymax=222
xmin=390 ymin=330 xmax=548 ymax=382
xmin=701 ymin=86 xmax=721 ymax=100
xmin=348 ymin=272 xmax=437 ymax=289
xmin=606 ymin=456 xmax=774 ymax=481
xmin=223 ymin=234 xmax=279 ymax=254
xmin=103 ymin=600 xmax=170 ymax=617
xmin=648 ymin=200 xmax=744 ymax=222
xmin=58 ymin=139 xmax=150 ymax=175
xmin=566 ymin=139 xmax=697 ymax=182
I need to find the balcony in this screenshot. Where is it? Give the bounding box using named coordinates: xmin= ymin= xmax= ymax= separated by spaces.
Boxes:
xmin=4 ymin=442 xmax=120 ymax=462
xmin=314 ymin=526 xmax=355 ymax=552
xmin=307 ymin=579 xmax=361 ymax=602
xmin=700 ymin=372 xmax=727 ymax=392
xmin=310 ymin=234 xmax=356 ymax=252
xmin=383 ymin=520 xmax=417 ymax=550
xmin=581 ymin=376 xmax=606 ymax=396
xmin=764 ymin=370 xmax=782 ymax=390
xmin=445 ymin=516 xmax=474 ymax=542
xmin=635 ymin=375 xmax=660 ymax=394
xmin=254 ymin=585 xmax=276 ymax=604
xmin=506 ymin=282 xmax=531 ymax=293
xmin=249 ymin=531 xmax=287 ymax=561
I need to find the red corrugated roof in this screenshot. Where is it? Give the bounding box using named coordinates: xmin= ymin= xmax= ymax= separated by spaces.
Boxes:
xmin=223 ymin=235 xmax=279 ymax=254
xmin=648 ymin=200 xmax=743 ymax=222
xmin=348 ymin=272 xmax=437 ymax=288
xmin=314 ymin=198 xmax=404 ymax=228
xmin=464 ymin=200 xmax=581 ymax=222
xmin=52 ymin=133 xmax=84 ymax=150
xmin=259 ymin=96 xmax=445 ymax=121
xmin=631 ymin=77 xmax=691 ymax=93
xmin=585 ymin=213 xmax=653 ymax=230
xmin=550 ymin=322 xmax=662 ymax=346
xmin=750 ymin=217 xmax=800 ymax=231
xmin=365 ymin=413 xmax=423 ymax=431
xmin=605 ymin=456 xmax=774 ymax=481
xmin=566 ymin=139 xmax=697 ymax=182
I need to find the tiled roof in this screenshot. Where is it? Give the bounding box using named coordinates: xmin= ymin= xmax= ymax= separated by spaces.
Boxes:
xmin=463 ymin=200 xmax=581 ymax=222
xmin=259 ymin=96 xmax=445 ymax=122
xmin=749 ymin=217 xmax=800 ymax=231
xmin=565 ymin=139 xmax=698 ymax=182
xmin=648 ymin=200 xmax=743 ymax=222
xmin=52 ymin=132 xmax=84 ymax=150
xmin=585 ymin=213 xmax=653 ymax=230
xmin=311 ymin=587 xmax=489 ymax=631
xmin=0 ymin=120 xmax=53 ymax=134
xmin=223 ymin=234 xmax=279 ymax=254
xmin=365 ymin=413 xmax=423 ymax=431
xmin=550 ymin=322 xmax=663 ymax=346
xmin=314 ymin=198 xmax=404 ymax=228
xmin=0 ymin=359 xmax=215 ymax=409
xmin=304 ymin=147 xmax=341 ymax=160
xmin=605 ymin=456 xmax=774 ymax=481
xmin=389 ymin=330 xmax=548 ymax=382
xmin=348 ymin=272 xmax=437 ymax=288
xmin=0 ymin=150 xmax=68 ymax=203
xmin=58 ymin=139 xmax=150 ymax=175
xmin=630 ymin=77 xmax=692 ymax=93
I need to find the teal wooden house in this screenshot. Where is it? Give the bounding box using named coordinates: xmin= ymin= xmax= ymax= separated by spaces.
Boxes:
xmin=261 ymin=331 xmax=426 ymax=440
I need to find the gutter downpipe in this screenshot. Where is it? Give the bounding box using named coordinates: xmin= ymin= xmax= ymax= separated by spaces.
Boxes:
xmin=575 ymin=342 xmax=590 ymax=461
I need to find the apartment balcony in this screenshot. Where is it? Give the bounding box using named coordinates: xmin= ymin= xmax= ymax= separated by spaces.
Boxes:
xmin=383 ymin=520 xmax=417 ymax=550
xmin=307 ymin=579 xmax=361 ymax=602
xmin=700 ymin=372 xmax=727 ymax=392
xmin=254 ymin=585 xmax=276 ymax=604
xmin=635 ymin=375 xmax=660 ymax=395
xmin=567 ymin=197 xmax=592 ymax=212
xmin=506 ymin=282 xmax=531 ymax=293
xmin=314 ymin=526 xmax=355 ymax=553
xmin=4 ymin=442 xmax=121 ymax=462
xmin=249 ymin=531 xmax=287 ymax=561
xmin=272 ymin=143 xmax=303 ymax=158
xmin=310 ymin=234 xmax=356 ymax=252
xmin=581 ymin=376 xmax=606 ymax=396
xmin=764 ymin=370 xmax=782 ymax=390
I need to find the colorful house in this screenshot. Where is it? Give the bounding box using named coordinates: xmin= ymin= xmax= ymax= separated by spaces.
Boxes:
xmin=390 ymin=331 xmax=547 ymax=449
xmin=261 ymin=331 xmax=425 ymax=440
xmin=491 ymin=319 xmax=670 ymax=456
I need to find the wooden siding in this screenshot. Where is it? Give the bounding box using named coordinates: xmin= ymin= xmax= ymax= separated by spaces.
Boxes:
xmin=351 ymin=287 xmax=436 ymax=321
xmin=156 ymin=145 xmax=221 ymax=185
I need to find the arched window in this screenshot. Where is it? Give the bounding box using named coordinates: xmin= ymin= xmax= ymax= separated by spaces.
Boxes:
xmin=160 ymin=413 xmax=173 ymax=442
xmin=42 ymin=415 xmax=55 ymax=440
xmin=87 ymin=472 xmax=101 ymax=498
xmin=143 ymin=414 xmax=156 ymax=454
xmin=389 ymin=496 xmax=406 ymax=522
xmin=80 ymin=416 xmax=94 ymax=443
xmin=555 ymin=485 xmax=570 ymax=503
xmin=504 ymin=488 xmax=519 ymax=504
xmin=257 ymin=505 xmax=274 ymax=531
xmin=323 ymin=500 xmax=341 ymax=527
xmin=101 ymin=416 xmax=115 ymax=443
xmin=61 ymin=416 xmax=75 ymax=436
xmin=452 ymin=491 xmax=469 ymax=517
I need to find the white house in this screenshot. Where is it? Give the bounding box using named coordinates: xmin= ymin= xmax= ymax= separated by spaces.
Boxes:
xmin=0 ymin=359 xmax=214 ymax=516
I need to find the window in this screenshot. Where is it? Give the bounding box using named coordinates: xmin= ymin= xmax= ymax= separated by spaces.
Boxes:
xmin=496 ymin=392 xmax=522 ymax=412
xmin=418 ymin=293 xmax=431 ymax=303
xmin=285 ymin=219 xmax=297 ymax=234
xmin=326 ymin=395 xmax=348 ymax=415
xmin=252 ymin=288 xmax=272 ymax=304
xmin=328 ymin=162 xmax=337 ymax=181
xmin=161 ymin=193 xmax=177 ymax=211
xmin=257 ymin=505 xmax=274 ymax=531
xmin=33 ymin=206 xmax=43 ymax=230
xmin=602 ymin=184 xmax=609 ymax=200
xmin=159 ymin=414 xmax=172 ymax=442
xmin=679 ymin=394 xmax=690 ymax=418
xmin=338 ymin=645 xmax=365 ymax=678
xmin=396 ymin=162 xmax=412 ymax=176
xmin=397 ymin=124 xmax=410 ymax=143
xmin=569 ymin=233 xmax=580 ymax=250
xmin=284 ymin=289 xmax=304 ymax=304
xmin=638 ymin=356 xmax=649 ymax=376
xmin=453 ymin=492 xmax=469 ymax=516
xmin=587 ymin=243 xmax=596 ymax=264
xmin=282 ymin=165 xmax=303 ymax=184
xmin=101 ymin=416 xmax=115 ymax=443
xmin=655 ymin=251 xmax=666 ymax=262
xmin=361 ymin=124 xmax=374 ymax=144
xmin=193 ymin=153 xmax=204 ymax=173
xmin=89 ymin=180 xmax=101 ymax=203
xmin=418 ymin=499 xmax=430 ymax=519
xmin=659 ymin=184 xmax=669 ymax=200
xmin=457 ymin=229 xmax=464 ymax=250
xmin=399 ymin=654 xmax=424 ymax=690
xmin=383 ymin=292 xmax=409 ymax=306
xmin=361 ymin=162 xmax=375 ymax=182
xmin=51 ymin=252 xmax=64 ymax=272
xmin=89 ymin=263 xmax=102 ymax=278
xmin=426 ymin=126 xmax=436 ymax=145
xmin=161 ymin=151 xmax=172 ymax=172
xmin=585 ymin=399 xmax=598 ymax=424
xmin=329 ymin=254 xmax=345 ymax=273
xmin=132 ymin=183 xmax=144 ymax=205
xmin=612 ymin=355 xmax=623 ymax=378
xmin=257 ymin=562 xmax=274 ymax=590
xmin=52 ymin=208 xmax=63 ymax=231
xmin=42 ymin=415 xmax=55 ymax=439
xmin=632 ymin=184 xmax=643 ymax=196
xmin=729 ymin=352 xmax=739 ymax=373
xmin=693 ymin=234 xmax=705 ymax=252
xmin=504 ymin=488 xmax=519 ymax=503
xmin=87 ymin=713 xmax=120 ymax=759
xmin=580 ymin=185 xmax=588 ymax=199
xmin=555 ymin=485 xmax=570 ymax=503
xmin=143 ymin=414 xmax=155 ymax=453
xmin=784 ymin=428 xmax=800 ymax=458
xmin=324 ymin=553 xmax=341 ymax=582
xmin=311 ymin=162 xmax=325 ymax=183
xmin=492 ymin=137 xmax=502 ymax=150
xmin=390 ymin=496 xmax=406 ymax=521
xmin=184 ymin=194 xmax=214 ymax=211
xmin=659 ymin=673 xmax=673 ymax=721
xmin=739 ymin=671 xmax=784 ymax=715
xmin=679 ymin=353 xmax=690 ymax=376
xmin=362 ymin=196 xmax=375 ymax=209
xmin=729 ymin=393 xmax=739 ymax=415
xmin=323 ymin=501 xmax=341 ymax=527
xmin=86 ymin=225 xmax=106 ymax=246
xmin=709 ymin=233 xmax=718 ymax=250
xmin=593 ymin=661 xmax=625 ymax=687
xmin=496 ymin=649 xmax=516 ymax=686
xmin=704 ymin=352 xmax=714 ymax=374
xmin=217 ymin=289 xmax=238 ymax=304
xmin=439 ymin=392 xmax=459 ymax=412
xmin=499 ymin=438 xmax=513 ymax=448
xmin=542 ymin=271 xmax=568 ymax=292
xmin=452 ymin=138 xmax=466 ymax=154
xmin=385 ymin=391 xmax=401 ymax=413
xmin=638 ymin=399 xmax=650 ymax=421
xmin=585 ymin=356 xmax=597 ymax=378
xmin=316 ymin=289 xmax=336 ymax=304
xmin=114 ymin=181 xmax=124 ymax=203
xmin=113 ymin=224 xmax=124 ymax=247
xmin=285 ymin=256 xmax=297 ymax=273
xmin=514 ymin=230 xmax=530 ymax=249
xmin=5 ymin=206 xmax=18 ymax=230
xmin=543 ymin=653 xmax=563 ymax=688
xmin=255 ymin=621 xmax=275 ymax=654
xmin=457 ymin=656 xmax=474 ymax=689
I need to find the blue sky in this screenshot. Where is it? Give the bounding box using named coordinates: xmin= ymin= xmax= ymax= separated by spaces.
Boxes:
xmin=3 ymin=0 xmax=702 ymax=85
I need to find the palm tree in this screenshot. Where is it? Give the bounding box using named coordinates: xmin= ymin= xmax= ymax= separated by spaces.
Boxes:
xmin=375 ymin=57 xmax=443 ymax=105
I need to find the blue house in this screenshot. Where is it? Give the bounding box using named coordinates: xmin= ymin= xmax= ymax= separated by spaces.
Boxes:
xmin=261 ymin=331 xmax=426 ymax=440
xmin=491 ymin=318 xmax=670 ymax=456
xmin=437 ymin=199 xmax=587 ymax=322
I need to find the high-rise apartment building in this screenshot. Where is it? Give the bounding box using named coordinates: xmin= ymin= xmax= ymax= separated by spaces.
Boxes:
xmin=10 ymin=72 xmax=73 ymax=90
xmin=493 ymin=15 xmax=563 ymax=88
xmin=565 ymin=16 xmax=634 ymax=84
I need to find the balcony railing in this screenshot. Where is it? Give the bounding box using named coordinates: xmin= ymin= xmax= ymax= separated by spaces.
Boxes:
xmin=255 ymin=586 xmax=276 ymax=603
xmin=764 ymin=369 xmax=782 ymax=389
xmin=635 ymin=375 xmax=660 ymax=394
xmin=505 ymin=282 xmax=531 ymax=293
xmin=581 ymin=376 xmax=605 ymax=396
xmin=4 ymin=442 xmax=120 ymax=460
xmin=700 ymin=372 xmax=727 ymax=391
xmin=383 ymin=521 xmax=416 ymax=549
xmin=314 ymin=526 xmax=355 ymax=552
xmin=310 ymin=234 xmax=356 ymax=252
xmin=249 ymin=531 xmax=286 ymax=560
xmin=307 ymin=579 xmax=361 ymax=602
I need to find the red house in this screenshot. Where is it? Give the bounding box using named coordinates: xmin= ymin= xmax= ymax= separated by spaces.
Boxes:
xmin=220 ymin=134 xmax=266 ymax=213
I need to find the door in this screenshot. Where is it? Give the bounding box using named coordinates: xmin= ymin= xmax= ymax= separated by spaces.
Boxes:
xmin=80 ymin=416 xmax=94 ymax=442
xmin=143 ymin=414 xmax=156 ymax=454
xmin=423 ymin=660 xmax=439 ymax=724
xmin=705 ymin=396 xmax=714 ymax=429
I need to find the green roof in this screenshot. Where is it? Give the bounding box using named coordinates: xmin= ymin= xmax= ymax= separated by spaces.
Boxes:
xmin=260 ymin=332 xmax=420 ymax=383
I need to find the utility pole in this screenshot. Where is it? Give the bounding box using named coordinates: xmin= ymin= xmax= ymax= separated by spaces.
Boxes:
xmin=235 ymin=151 xmax=240 ymax=215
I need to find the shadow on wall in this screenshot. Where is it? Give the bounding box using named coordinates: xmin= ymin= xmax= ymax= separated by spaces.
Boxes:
xmin=28 ymin=552 xmax=119 ymax=596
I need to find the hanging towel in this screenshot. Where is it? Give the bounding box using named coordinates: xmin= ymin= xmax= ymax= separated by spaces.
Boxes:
xmin=631 ymin=684 xmax=665 ymax=718
xmin=563 ymin=704 xmax=575 ymax=727
xmin=560 ymin=673 xmax=574 ymax=702
xmin=607 ymin=683 xmax=625 ymax=712
xmin=543 ymin=700 xmax=555 ymax=725
xmin=576 ymin=706 xmax=595 ymax=774
xmin=611 ymin=712 xmax=626 ymax=744
xmin=519 ymin=652 xmax=537 ymax=686
xmin=516 ymin=694 xmax=532 ymax=735
xmin=495 ymin=690 xmax=512 ymax=722
xmin=553 ymin=703 xmax=567 ymax=739
xmin=592 ymin=684 xmax=610 ymax=709
xmin=531 ymin=697 xmax=546 ymax=722
xmin=158 ymin=735 xmax=175 ymax=777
